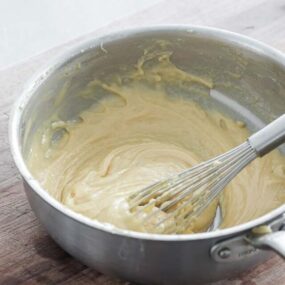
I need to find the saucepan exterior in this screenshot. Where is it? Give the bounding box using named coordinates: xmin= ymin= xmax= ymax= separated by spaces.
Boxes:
xmin=10 ymin=26 xmax=285 ymax=284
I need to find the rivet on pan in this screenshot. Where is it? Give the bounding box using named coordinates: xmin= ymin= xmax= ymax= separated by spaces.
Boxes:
xmin=218 ymin=248 xmax=231 ymax=259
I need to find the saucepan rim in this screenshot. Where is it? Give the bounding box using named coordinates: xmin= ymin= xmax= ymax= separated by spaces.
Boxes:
xmin=9 ymin=24 xmax=285 ymax=241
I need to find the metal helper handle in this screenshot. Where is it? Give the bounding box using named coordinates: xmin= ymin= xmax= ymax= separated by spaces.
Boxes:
xmin=248 ymin=114 xmax=285 ymax=157
xmin=248 ymin=231 xmax=285 ymax=260
xmin=249 ymin=231 xmax=285 ymax=259
xmin=211 ymin=216 xmax=285 ymax=263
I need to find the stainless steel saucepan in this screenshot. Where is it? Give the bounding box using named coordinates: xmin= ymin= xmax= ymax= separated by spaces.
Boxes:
xmin=10 ymin=26 xmax=285 ymax=284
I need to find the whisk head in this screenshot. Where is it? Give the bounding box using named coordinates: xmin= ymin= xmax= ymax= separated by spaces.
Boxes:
xmin=128 ymin=141 xmax=257 ymax=234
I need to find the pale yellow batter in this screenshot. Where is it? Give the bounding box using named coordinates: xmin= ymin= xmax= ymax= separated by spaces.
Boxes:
xmin=27 ymin=49 xmax=285 ymax=234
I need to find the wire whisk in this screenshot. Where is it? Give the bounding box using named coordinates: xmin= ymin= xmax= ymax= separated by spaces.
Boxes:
xmin=128 ymin=114 xmax=285 ymax=234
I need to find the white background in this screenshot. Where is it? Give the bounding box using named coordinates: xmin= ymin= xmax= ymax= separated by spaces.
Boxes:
xmin=0 ymin=0 xmax=160 ymax=69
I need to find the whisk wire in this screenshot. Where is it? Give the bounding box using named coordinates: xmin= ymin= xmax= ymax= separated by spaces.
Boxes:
xmin=128 ymin=143 xmax=251 ymax=208
xmin=129 ymin=141 xmax=258 ymax=233
xmin=128 ymin=114 xmax=285 ymax=234
xmin=172 ymin=150 xmax=257 ymax=233
xmin=155 ymin=148 xmax=256 ymax=233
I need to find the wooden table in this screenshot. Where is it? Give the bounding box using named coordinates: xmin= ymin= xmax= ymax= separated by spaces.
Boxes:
xmin=1 ymin=0 xmax=285 ymax=284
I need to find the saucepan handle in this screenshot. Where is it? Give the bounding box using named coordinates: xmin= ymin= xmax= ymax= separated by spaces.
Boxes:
xmin=248 ymin=231 xmax=285 ymax=260
xmin=210 ymin=215 xmax=285 ymax=263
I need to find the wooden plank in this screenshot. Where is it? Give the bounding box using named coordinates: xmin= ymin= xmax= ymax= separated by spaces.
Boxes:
xmin=1 ymin=0 xmax=285 ymax=284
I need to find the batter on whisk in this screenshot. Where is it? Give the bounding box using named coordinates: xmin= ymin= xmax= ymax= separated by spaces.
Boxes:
xmin=27 ymin=49 xmax=285 ymax=234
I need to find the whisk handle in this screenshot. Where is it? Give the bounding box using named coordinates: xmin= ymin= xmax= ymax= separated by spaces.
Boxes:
xmin=248 ymin=114 xmax=285 ymax=157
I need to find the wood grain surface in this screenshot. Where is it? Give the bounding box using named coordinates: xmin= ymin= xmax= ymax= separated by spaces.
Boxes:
xmin=1 ymin=0 xmax=285 ymax=284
